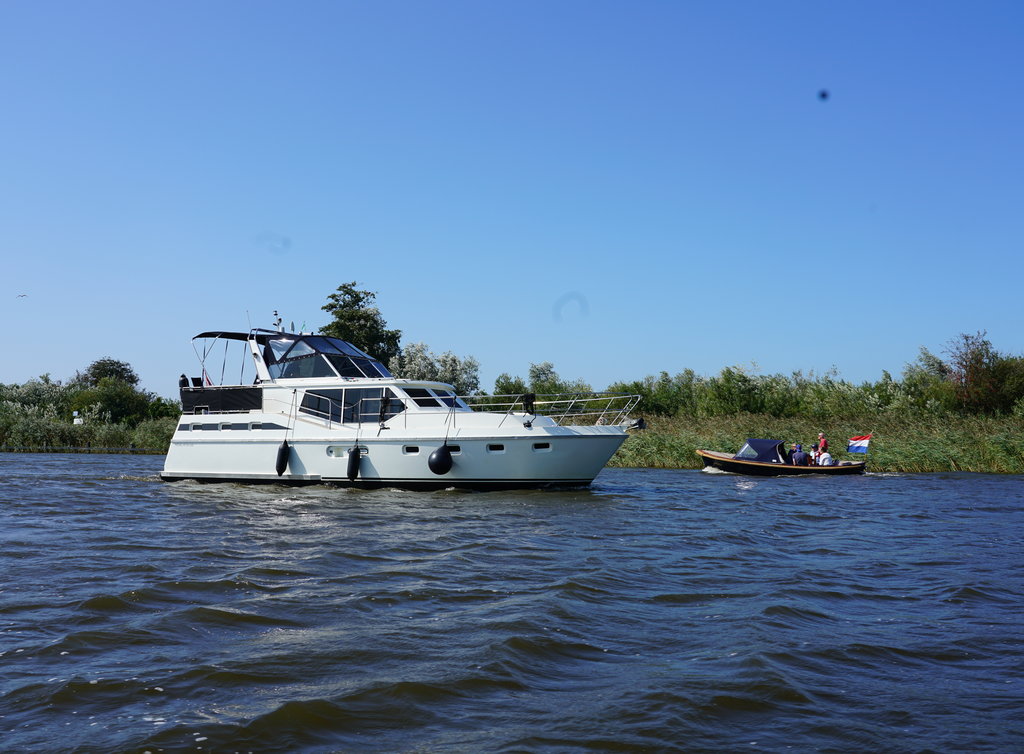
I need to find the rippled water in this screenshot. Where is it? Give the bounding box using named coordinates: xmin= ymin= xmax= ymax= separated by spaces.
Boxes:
xmin=2 ymin=454 xmax=1023 ymax=753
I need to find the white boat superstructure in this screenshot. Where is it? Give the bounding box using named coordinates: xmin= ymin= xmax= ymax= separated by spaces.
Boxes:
xmin=161 ymin=329 xmax=642 ymax=489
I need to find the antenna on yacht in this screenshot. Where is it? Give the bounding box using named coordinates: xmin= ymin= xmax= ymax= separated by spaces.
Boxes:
xmin=273 ymin=310 xmax=283 ymax=332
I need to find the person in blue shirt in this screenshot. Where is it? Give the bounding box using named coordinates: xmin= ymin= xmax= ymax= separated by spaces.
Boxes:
xmin=791 ymin=444 xmax=810 ymax=465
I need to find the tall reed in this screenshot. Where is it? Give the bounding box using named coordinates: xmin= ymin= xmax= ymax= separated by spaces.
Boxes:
xmin=610 ymin=414 xmax=1024 ymax=473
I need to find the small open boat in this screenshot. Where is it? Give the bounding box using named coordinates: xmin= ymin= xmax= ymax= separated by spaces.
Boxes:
xmin=697 ymin=439 xmax=866 ymax=476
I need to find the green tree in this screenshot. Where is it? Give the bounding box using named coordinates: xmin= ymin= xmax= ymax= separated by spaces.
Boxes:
xmin=70 ymin=377 xmax=152 ymax=425
xmin=389 ymin=342 xmax=481 ymax=395
xmin=900 ymin=347 xmax=956 ymax=413
xmin=320 ymin=282 xmax=402 ymax=364
xmin=494 ymin=373 xmax=528 ymax=395
xmin=496 ymin=363 xmax=592 ymax=395
xmin=75 ymin=358 xmax=140 ymax=387
xmin=945 ymin=331 xmax=1000 ymax=413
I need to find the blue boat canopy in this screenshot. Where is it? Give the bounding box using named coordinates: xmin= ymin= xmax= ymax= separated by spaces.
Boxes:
xmin=734 ymin=439 xmax=786 ymax=464
xmin=193 ymin=330 xmax=393 ymax=380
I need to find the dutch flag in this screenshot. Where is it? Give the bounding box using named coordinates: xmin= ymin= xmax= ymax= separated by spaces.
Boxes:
xmin=847 ymin=435 xmax=872 ymax=454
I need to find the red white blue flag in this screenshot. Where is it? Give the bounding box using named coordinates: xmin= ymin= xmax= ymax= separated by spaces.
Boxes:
xmin=847 ymin=435 xmax=872 ymax=453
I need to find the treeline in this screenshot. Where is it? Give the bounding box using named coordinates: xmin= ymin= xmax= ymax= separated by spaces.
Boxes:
xmin=317 ymin=284 xmax=1024 ymax=420
xmin=606 ymin=332 xmax=1024 ymax=420
xmin=0 ymin=358 xmax=179 ymax=452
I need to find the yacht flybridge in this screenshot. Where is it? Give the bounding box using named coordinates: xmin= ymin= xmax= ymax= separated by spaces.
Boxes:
xmin=160 ymin=329 xmax=642 ymax=489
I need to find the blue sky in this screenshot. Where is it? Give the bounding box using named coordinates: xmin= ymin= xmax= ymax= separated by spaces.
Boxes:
xmin=3 ymin=1 xmax=1022 ymax=398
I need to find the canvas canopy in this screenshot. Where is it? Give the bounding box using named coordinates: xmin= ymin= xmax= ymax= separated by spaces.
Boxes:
xmin=733 ymin=439 xmax=787 ymax=464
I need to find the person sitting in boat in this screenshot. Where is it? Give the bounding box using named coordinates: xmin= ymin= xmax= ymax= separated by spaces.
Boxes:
xmin=818 ymin=448 xmax=834 ymax=466
xmin=786 ymin=442 xmax=797 ymax=463
xmin=790 ymin=444 xmax=810 ymax=466
xmin=810 ymin=443 xmax=820 ymax=464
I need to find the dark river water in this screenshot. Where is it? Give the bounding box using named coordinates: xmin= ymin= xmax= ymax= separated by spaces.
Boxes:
xmin=2 ymin=454 xmax=1023 ymax=753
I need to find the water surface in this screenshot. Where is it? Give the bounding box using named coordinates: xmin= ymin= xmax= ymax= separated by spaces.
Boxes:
xmin=2 ymin=454 xmax=1022 ymax=752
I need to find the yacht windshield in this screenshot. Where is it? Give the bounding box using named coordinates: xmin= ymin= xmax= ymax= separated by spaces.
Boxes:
xmin=263 ymin=335 xmax=393 ymax=380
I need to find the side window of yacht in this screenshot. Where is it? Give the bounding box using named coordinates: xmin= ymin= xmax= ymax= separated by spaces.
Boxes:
xmin=404 ymin=388 xmax=443 ymax=408
xmin=382 ymin=388 xmax=404 ymax=420
xmin=300 ymin=389 xmax=344 ymax=422
xmin=431 ymin=389 xmax=467 ymax=408
xmin=359 ymin=359 xmax=392 ymax=378
xmin=336 ymin=388 xmax=404 ymax=423
xmin=344 ymin=388 xmax=385 ymax=423
xmin=325 ymin=354 xmax=371 ymax=379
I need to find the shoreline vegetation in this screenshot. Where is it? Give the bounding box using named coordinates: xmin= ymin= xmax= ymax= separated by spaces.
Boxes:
xmin=1 ymin=413 xmax=1022 ymax=474
xmin=3 ymin=295 xmax=1022 ymax=473
xmin=0 ymin=414 xmax=1021 ymax=474
xmin=608 ymin=414 xmax=1024 ymax=474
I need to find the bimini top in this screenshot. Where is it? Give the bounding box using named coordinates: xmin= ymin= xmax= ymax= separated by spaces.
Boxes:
xmin=194 ymin=330 xmax=393 ymax=380
xmin=733 ymin=439 xmax=787 ymax=464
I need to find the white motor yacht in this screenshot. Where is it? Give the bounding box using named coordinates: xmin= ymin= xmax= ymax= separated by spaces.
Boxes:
xmin=160 ymin=329 xmax=642 ymax=489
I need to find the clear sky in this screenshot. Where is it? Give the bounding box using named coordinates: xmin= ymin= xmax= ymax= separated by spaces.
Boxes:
xmin=3 ymin=1 xmax=1022 ymax=399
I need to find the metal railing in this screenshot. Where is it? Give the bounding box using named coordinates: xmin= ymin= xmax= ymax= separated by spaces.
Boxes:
xmin=460 ymin=392 xmax=641 ymax=427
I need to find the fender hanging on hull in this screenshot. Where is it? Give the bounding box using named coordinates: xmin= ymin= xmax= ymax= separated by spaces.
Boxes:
xmin=275 ymin=440 xmax=290 ymax=476
xmin=347 ymin=447 xmax=361 ymax=481
xmin=428 ymin=443 xmax=453 ymax=475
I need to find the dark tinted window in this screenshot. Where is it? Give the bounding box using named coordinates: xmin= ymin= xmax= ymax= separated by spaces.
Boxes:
xmin=305 ymin=336 xmax=343 ymax=354
xmin=331 ymin=339 xmax=375 ymax=359
xmin=433 ymin=389 xmax=458 ymax=407
xmin=344 ymin=388 xmax=381 ymax=423
xmin=358 ymin=359 xmax=392 ymax=378
xmin=336 ymin=387 xmax=405 ymax=423
xmin=323 ymin=354 xmax=367 ymax=378
xmin=276 ymin=354 xmax=336 ymax=379
xmin=405 ymin=387 xmax=442 ymax=407
xmin=300 ymin=389 xmax=344 ymax=422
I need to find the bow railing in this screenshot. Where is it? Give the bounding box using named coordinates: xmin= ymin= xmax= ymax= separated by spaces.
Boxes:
xmin=460 ymin=392 xmax=642 ymax=427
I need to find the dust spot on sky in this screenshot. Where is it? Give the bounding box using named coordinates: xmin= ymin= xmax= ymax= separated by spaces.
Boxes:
xmin=553 ymin=292 xmax=590 ymax=322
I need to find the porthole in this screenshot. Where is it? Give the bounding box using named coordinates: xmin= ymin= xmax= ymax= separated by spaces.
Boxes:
xmin=404 ymin=446 xmax=420 ymax=455
xmin=487 ymin=444 xmax=505 ymax=453
xmin=327 ymin=445 xmax=367 ymax=457
xmin=533 ymin=442 xmax=551 ymax=452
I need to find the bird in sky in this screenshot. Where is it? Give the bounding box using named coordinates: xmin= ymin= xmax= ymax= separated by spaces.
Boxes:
xmin=16 ymin=293 xmax=28 ymax=298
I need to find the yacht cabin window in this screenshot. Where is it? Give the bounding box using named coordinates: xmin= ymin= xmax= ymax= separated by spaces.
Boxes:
xmin=402 ymin=388 xmax=469 ymax=409
xmin=300 ymin=388 xmax=404 ymax=424
xmin=263 ymin=335 xmax=393 ymax=381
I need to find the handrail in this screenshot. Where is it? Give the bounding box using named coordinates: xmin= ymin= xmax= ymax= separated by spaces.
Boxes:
xmin=460 ymin=392 xmax=641 ymax=427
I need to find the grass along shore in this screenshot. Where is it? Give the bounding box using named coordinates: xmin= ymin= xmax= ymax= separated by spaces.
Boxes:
xmin=609 ymin=414 xmax=1024 ymax=474
xmin=3 ymin=412 xmax=1022 ymax=474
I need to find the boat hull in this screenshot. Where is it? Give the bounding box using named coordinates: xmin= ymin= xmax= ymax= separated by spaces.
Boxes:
xmin=697 ymin=449 xmax=865 ymax=476
xmin=161 ymin=420 xmax=628 ymax=490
